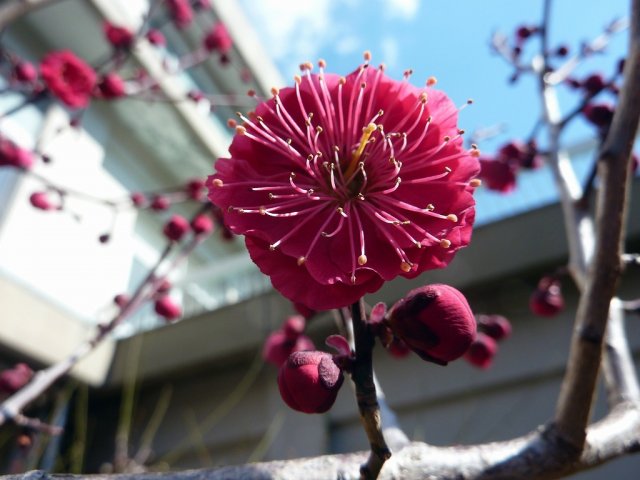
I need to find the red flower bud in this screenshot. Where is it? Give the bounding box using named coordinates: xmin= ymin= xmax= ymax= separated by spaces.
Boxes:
xmin=0 ymin=363 xmax=34 ymax=395
xmin=191 ymin=214 xmax=214 ymax=235
xmin=263 ymin=330 xmax=315 ymax=367
xmin=130 ymin=192 xmax=146 ymax=207
xmin=185 ymin=178 xmax=206 ymax=200
xmin=98 ymin=72 xmax=126 ymax=99
xmin=278 ymin=351 xmax=343 ymax=413
xmin=154 ymin=295 xmax=182 ymax=321
xmin=388 ymin=284 xmax=476 ymax=365
xmin=29 ymin=191 xmax=56 ymax=211
xmin=113 ymin=293 xmax=130 ymax=308
xmin=150 ymin=195 xmax=170 ymax=211
xmin=582 ymin=103 xmax=615 ymax=129
xmin=163 ymin=214 xmax=191 ymax=242
xmin=479 ymin=157 xmax=517 ymax=193
xmin=530 ymin=276 xmax=565 ymax=317
xmin=146 ymin=29 xmax=166 ymax=46
xmin=582 ymin=73 xmax=606 ymax=96
xmin=203 ymin=22 xmax=233 ymax=54
xmin=282 ymin=315 xmax=306 ymax=340
xmin=464 ymin=333 xmax=498 ymax=369
xmin=166 ymin=0 xmax=193 ymax=29
xmin=104 ymin=22 xmax=135 ymax=49
xmin=0 ymin=139 xmax=34 ymax=170
xmin=13 ymin=62 xmax=37 ymax=83
xmin=477 ymin=314 xmax=512 ymax=341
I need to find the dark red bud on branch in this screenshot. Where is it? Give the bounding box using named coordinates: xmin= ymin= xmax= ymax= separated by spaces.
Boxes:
xmin=278 ymin=351 xmax=343 ymax=413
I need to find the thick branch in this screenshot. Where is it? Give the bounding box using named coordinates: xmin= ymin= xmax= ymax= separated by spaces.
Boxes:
xmin=7 ymin=402 xmax=640 ymax=480
xmin=554 ymin=0 xmax=640 ymax=448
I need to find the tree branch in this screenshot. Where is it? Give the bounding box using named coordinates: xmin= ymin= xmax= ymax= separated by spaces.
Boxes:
xmin=351 ymin=300 xmax=391 ymax=480
xmin=554 ymin=0 xmax=640 ymax=449
xmin=7 ymin=402 xmax=639 ymax=480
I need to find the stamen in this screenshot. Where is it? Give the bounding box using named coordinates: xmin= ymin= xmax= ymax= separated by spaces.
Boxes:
xmin=440 ymin=239 xmax=451 ymax=248
xmin=344 ymin=123 xmax=376 ymax=179
xmin=470 ymin=178 xmax=482 ymax=187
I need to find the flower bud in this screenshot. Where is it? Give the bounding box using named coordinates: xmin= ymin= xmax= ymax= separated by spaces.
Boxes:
xmin=13 ymin=62 xmax=37 ymax=83
xmin=0 ymin=139 xmax=35 ymax=170
xmin=263 ymin=330 xmax=315 ymax=367
xmin=464 ymin=333 xmax=498 ymax=369
xmin=146 ymin=29 xmax=166 ymax=47
xmin=278 ymin=351 xmax=343 ymax=413
xmin=130 ymin=192 xmax=146 ymax=207
xmin=530 ymin=276 xmax=564 ymax=317
xmin=104 ymin=22 xmax=135 ymax=49
xmin=154 ymin=295 xmax=182 ymax=321
xmin=282 ymin=315 xmax=306 ymax=340
xmin=163 ymin=214 xmax=191 ymax=242
xmin=29 ymin=191 xmax=56 ymax=211
xmin=203 ymin=22 xmax=233 ymax=54
xmin=478 ymin=157 xmax=517 ymax=193
xmin=477 ymin=314 xmax=512 ymax=341
xmin=150 ymin=195 xmax=170 ymax=211
xmin=583 ymin=103 xmax=615 ymax=129
xmin=113 ymin=293 xmax=130 ymax=309
xmin=388 ymin=284 xmax=476 ymax=365
xmin=185 ymin=178 xmax=206 ymax=200
xmin=0 ymin=363 xmax=34 ymax=395
xmin=582 ymin=73 xmax=606 ymax=96
xmin=191 ymin=214 xmax=214 ymax=235
xmin=98 ymin=73 xmax=126 ymax=99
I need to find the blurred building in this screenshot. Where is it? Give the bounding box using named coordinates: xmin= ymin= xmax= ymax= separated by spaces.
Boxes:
xmin=0 ymin=1 xmax=639 ymax=478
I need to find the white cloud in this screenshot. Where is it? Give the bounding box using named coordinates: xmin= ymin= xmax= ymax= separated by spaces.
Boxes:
xmin=239 ymin=0 xmax=340 ymax=76
xmin=380 ymin=36 xmax=399 ymax=69
xmin=382 ymin=0 xmax=419 ymax=20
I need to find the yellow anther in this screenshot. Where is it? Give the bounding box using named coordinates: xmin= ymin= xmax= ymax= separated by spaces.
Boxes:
xmin=235 ymin=126 xmax=247 ymax=135
xmin=419 ymin=92 xmax=428 ymax=104
xmin=440 ymin=239 xmax=451 ymax=248
xmin=270 ymin=87 xmax=279 ymax=96
xmin=318 ymin=59 xmax=327 ymax=68
xmin=259 ymin=207 xmax=267 ymax=215
xmin=425 ymin=204 xmax=435 ymax=211
xmin=447 ymin=214 xmax=458 ymax=222
xmin=470 ymin=149 xmax=481 ymax=157
xmin=427 ymin=76 xmax=438 ymax=86
xmin=400 ymin=262 xmax=412 ymax=273
xmin=227 ymin=118 xmax=237 ymax=128
xmin=212 ymin=179 xmax=223 ymax=187
xmin=294 ymin=75 xmax=302 ymax=84
xmin=297 ymin=256 xmax=306 ymax=266
xmin=363 ymin=51 xmax=372 ymax=61
xmin=344 ymin=123 xmax=377 ymax=179
xmin=470 ymin=178 xmax=482 ymax=187
xmin=358 ymin=254 xmax=368 ymax=266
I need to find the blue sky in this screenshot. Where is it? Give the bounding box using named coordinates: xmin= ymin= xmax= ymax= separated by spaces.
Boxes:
xmin=237 ymin=0 xmax=630 ymax=223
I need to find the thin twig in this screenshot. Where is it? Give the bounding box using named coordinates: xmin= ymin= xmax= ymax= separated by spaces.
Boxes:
xmin=351 ymin=300 xmax=391 ymax=480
